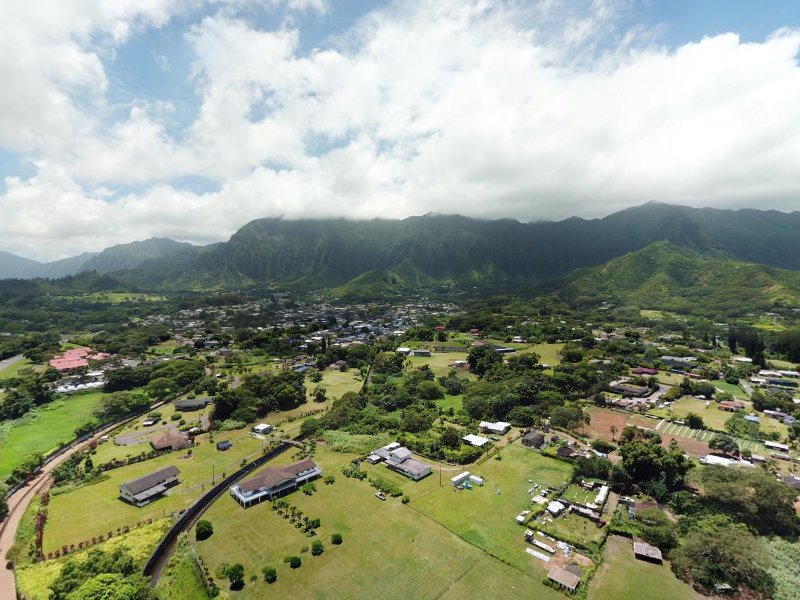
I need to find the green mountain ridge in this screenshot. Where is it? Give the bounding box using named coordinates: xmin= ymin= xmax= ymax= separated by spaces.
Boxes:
xmin=552 ymin=241 xmax=800 ymax=314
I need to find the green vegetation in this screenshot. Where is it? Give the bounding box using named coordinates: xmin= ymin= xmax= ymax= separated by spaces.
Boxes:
xmin=154 ymin=535 xmax=207 ymax=600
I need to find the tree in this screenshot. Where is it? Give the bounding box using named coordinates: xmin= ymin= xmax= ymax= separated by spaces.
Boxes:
xmin=285 ymin=556 xmax=302 ymax=568
xmin=417 ymin=380 xmax=444 ymax=400
xmin=262 ymin=566 xmax=277 ymax=583
xmin=635 ymin=508 xmax=677 ymax=550
xmin=331 ymin=533 xmax=343 ymax=545
xmin=195 ymin=520 xmax=213 ymax=541
xmin=708 ymin=433 xmax=739 ymax=456
xmin=227 ymin=563 xmax=244 ymax=589
xmin=440 ymin=426 xmax=462 ymax=450
xmin=312 ymin=385 xmax=327 ymax=403
xmin=467 ymin=345 xmax=502 ymax=378
xmin=684 ymin=413 xmax=704 ymax=430
xmin=610 ymin=425 xmax=617 ymax=441
xmin=311 ymin=540 xmax=324 ymax=556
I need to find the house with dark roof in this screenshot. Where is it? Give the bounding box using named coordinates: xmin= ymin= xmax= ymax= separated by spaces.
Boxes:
xmin=522 ymin=430 xmax=545 ymax=448
xmin=174 ymin=397 xmax=211 ymax=411
xmin=119 ymin=466 xmax=180 ymax=507
xmin=150 ymin=429 xmax=191 ymax=451
xmin=230 ymin=459 xmax=322 ymax=507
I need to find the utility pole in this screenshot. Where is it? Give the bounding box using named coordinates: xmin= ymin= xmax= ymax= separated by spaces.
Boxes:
xmin=212 ymin=464 xmax=215 ymax=484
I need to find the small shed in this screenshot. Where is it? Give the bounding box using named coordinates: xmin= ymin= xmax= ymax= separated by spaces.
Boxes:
xmin=468 ymin=475 xmax=484 ymax=486
xmin=547 ymin=501 xmax=566 ymax=516
xmin=548 ymin=566 xmax=580 ymax=593
xmin=462 ymin=434 xmax=489 ymax=447
xmin=633 ymin=540 xmax=663 ymax=564
xmin=253 ymin=423 xmax=274 ymax=435
xmin=216 ymin=440 xmax=233 ymax=451
xmin=556 ymin=447 xmax=573 ymax=458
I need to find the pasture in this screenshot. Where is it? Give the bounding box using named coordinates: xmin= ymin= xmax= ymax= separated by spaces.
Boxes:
xmin=588 ymin=535 xmax=699 ymax=600
xmin=412 ymin=442 xmax=572 ymax=573
xmin=194 ymin=445 xmax=563 ymax=600
xmin=0 ymin=391 xmax=106 ymax=480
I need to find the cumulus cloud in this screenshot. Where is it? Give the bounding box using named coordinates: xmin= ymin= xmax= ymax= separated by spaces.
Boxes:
xmin=2 ymin=0 xmax=800 ymax=260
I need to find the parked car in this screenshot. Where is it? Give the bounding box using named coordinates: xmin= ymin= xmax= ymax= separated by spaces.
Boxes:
xmin=375 ymin=492 xmax=387 ymax=501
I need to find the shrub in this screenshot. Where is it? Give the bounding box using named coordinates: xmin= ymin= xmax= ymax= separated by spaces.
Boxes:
xmin=331 ymin=533 xmax=343 ymax=545
xmin=215 ymin=563 xmax=230 ymax=579
xmin=284 ymin=556 xmax=302 ymax=569
xmin=402 ymin=495 xmax=410 ymax=504
xmin=311 ymin=540 xmax=324 ymax=556
xmin=302 ymin=482 xmax=316 ymax=495
xmin=323 ymin=475 xmax=335 ymax=485
xmin=262 ymin=566 xmax=277 ymax=583
xmin=196 ymin=520 xmax=214 ymax=541
xmin=170 ymin=413 xmax=181 ymax=421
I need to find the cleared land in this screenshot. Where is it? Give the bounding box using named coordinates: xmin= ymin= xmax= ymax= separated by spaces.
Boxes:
xmin=0 ymin=356 xmax=37 ymax=378
xmin=589 ymin=535 xmax=699 ymax=600
xmin=0 ymin=391 xmax=106 ymax=479
xmin=412 ymin=442 xmax=572 ymax=573
xmin=194 ymin=446 xmax=563 ymax=600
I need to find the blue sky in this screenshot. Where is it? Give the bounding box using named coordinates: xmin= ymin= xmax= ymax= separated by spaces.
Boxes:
xmin=1 ymin=0 xmax=799 ymax=260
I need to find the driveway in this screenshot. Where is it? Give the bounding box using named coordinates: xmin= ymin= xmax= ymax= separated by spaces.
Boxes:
xmin=0 ymin=354 xmax=24 ymax=374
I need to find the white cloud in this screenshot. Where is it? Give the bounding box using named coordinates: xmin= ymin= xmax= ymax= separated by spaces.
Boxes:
xmin=2 ymin=0 xmax=800 ymax=261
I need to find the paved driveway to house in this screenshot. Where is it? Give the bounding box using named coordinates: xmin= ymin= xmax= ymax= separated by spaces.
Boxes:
xmin=0 ymin=354 xmax=24 ymax=373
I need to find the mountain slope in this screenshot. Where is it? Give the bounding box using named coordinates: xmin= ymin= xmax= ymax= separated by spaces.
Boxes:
xmin=553 ymin=241 xmax=800 ymax=314
xmin=79 ymin=238 xmax=196 ymax=274
xmin=123 ymin=203 xmax=800 ymax=292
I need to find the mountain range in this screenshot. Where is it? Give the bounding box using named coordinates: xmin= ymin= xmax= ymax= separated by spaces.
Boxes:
xmin=3 ymin=203 xmax=800 ymax=310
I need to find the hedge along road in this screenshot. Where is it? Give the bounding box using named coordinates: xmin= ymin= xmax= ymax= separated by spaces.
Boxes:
xmin=143 ymin=438 xmax=301 ymax=586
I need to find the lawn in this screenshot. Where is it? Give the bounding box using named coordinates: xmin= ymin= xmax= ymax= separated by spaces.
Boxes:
xmin=407 ymin=351 xmax=471 ymax=378
xmin=538 ymin=510 xmax=606 ymax=547
xmin=43 ymin=428 xmax=268 ymax=553
xmin=0 ymin=391 xmax=107 ymax=480
xmin=712 ymin=380 xmax=750 ymax=400
xmin=588 ymin=535 xmax=699 ymax=600
xmin=665 ymin=397 xmax=733 ymax=431
xmin=411 ymin=442 xmax=572 ymax=573
xmin=434 ymin=393 xmax=464 ymax=412
xmin=194 ymin=446 xmax=562 ymax=600
xmin=518 ymin=343 xmax=564 ymax=366
xmin=0 ymin=357 xmax=37 ymax=378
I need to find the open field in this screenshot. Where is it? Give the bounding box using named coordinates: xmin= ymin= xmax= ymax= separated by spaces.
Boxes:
xmin=588 ymin=535 xmax=699 ymax=600
xmin=0 ymin=357 xmax=37 ymax=378
xmin=519 ymin=343 xmax=564 ymax=366
xmin=663 ymin=397 xmax=733 ymax=431
xmin=712 ymin=380 xmax=750 ymax=400
xmin=412 ymin=442 xmax=572 ymax=573
xmin=16 ymin=519 xmax=172 ymax=600
xmin=655 ymin=420 xmax=767 ymax=456
xmin=408 ymin=351 xmax=470 ymax=377
xmin=306 ymin=368 xmax=364 ymax=400
xmin=0 ymin=391 xmax=106 ymax=480
xmin=42 ymin=429 xmax=270 ymax=553
xmin=435 ymin=393 xmax=464 ymax=412
xmin=155 ymin=535 xmax=207 ymax=600
xmin=63 ymin=292 xmax=167 ymax=304
xmin=539 ymin=510 xmax=606 ymax=547
xmin=194 ymin=446 xmax=563 ymax=600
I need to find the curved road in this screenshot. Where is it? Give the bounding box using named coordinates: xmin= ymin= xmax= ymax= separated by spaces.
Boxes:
xmin=0 ymin=420 xmax=127 ymax=598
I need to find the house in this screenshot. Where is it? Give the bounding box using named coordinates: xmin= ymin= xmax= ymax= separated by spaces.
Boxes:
xmin=718 ymin=400 xmax=745 ymax=412
xmin=119 ymin=466 xmax=180 ymax=507
xmin=632 ymin=367 xmax=659 ymax=375
xmin=462 ymin=434 xmax=489 ymax=447
xmin=522 ymin=430 xmax=545 ymax=448
xmin=384 ymin=446 xmax=432 ymax=481
xmin=410 ymin=349 xmax=431 ymax=357
xmin=479 ymin=421 xmax=511 ymax=435
xmin=547 ymin=501 xmax=566 ymax=515
xmin=149 ymin=429 xmax=191 ymax=451
xmin=547 ymin=566 xmax=580 ymax=593
xmin=253 ymin=423 xmax=274 ymax=435
xmin=395 ymin=347 xmax=411 ymax=355
xmin=633 ymin=540 xmax=663 ymax=564
xmin=174 ymin=397 xmax=211 ymax=411
xmin=230 ymin=459 xmax=323 ymax=507
xmin=764 ymin=440 xmax=790 ymax=452
xmin=609 ymin=381 xmax=651 ymax=397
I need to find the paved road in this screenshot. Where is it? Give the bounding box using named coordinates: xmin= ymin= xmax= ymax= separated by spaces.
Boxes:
xmin=0 ymin=421 xmax=123 ymax=598
xmin=0 ymin=354 xmax=24 ymax=374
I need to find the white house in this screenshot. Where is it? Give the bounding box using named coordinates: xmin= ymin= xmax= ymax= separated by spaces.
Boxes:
xmin=253 ymin=423 xmax=274 ymax=435
xmin=479 ymin=421 xmax=511 ymax=435
xmin=462 ymin=434 xmax=489 ymax=447
xmin=230 ymin=459 xmax=322 ymax=508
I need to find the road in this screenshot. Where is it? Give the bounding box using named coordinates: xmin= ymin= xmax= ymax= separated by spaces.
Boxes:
xmin=0 ymin=421 xmax=123 ymax=598
xmin=0 ymin=354 xmax=24 ymax=374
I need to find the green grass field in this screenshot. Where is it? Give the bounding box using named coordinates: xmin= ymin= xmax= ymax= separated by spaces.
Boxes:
xmin=42 ymin=428 xmax=270 ymax=553
xmin=155 ymin=534 xmax=208 ymax=600
xmin=712 ymin=381 xmax=750 ymax=400
xmin=0 ymin=391 xmax=106 ymax=480
xmin=519 ymin=343 xmax=563 ymax=366
xmin=0 ymin=357 xmax=37 ymax=378
xmin=665 ymin=397 xmax=734 ymax=431
xmin=588 ymin=535 xmax=698 ymax=600
xmin=407 ymin=351 xmax=471 ymax=378
xmin=193 ymin=446 xmax=563 ymax=600
xmin=412 ymin=442 xmax=572 ymax=573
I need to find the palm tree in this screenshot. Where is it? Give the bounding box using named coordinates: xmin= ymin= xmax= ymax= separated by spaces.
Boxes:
xmin=610 ymin=425 xmax=618 ymax=441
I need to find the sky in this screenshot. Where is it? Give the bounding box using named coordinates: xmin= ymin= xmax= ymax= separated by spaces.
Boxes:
xmin=1 ymin=0 xmax=800 ymax=261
